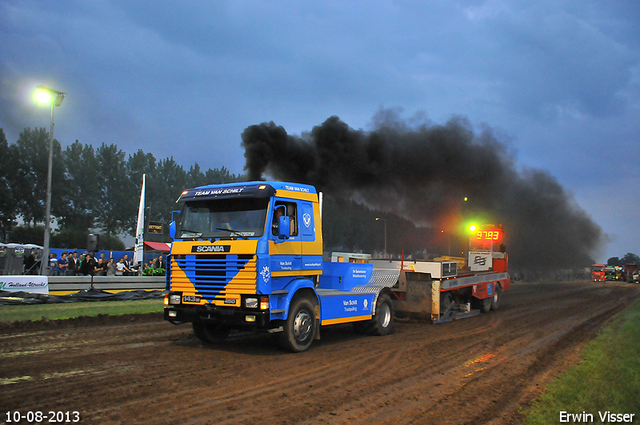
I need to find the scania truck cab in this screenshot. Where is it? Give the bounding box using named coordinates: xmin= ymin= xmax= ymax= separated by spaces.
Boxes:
xmin=164 ymin=181 xmax=399 ymax=352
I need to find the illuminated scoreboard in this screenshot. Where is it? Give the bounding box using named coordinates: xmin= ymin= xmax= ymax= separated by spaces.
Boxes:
xmin=473 ymin=229 xmax=502 ymax=242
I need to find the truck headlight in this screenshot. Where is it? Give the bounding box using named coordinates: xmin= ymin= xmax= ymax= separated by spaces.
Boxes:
xmin=245 ymin=297 xmax=258 ymax=308
xmin=169 ymin=294 xmax=181 ymax=305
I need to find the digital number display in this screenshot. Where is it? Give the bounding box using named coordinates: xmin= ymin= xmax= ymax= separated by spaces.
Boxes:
xmin=474 ymin=230 xmax=502 ymax=241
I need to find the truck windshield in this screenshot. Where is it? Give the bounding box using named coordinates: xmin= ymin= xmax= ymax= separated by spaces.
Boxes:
xmin=179 ymin=198 xmax=268 ymax=239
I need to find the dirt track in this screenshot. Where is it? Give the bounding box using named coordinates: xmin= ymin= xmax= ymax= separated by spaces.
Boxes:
xmin=2 ymin=280 xmax=639 ymax=425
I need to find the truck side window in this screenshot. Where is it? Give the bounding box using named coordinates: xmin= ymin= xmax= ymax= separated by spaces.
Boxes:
xmin=272 ymin=202 xmax=298 ymax=236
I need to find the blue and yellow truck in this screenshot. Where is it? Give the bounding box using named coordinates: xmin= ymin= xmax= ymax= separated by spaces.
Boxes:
xmin=163 ymin=181 xmax=400 ymax=352
xmin=163 ymin=181 xmax=510 ymax=352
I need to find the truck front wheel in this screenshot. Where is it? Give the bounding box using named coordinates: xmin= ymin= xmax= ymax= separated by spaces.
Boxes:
xmin=279 ymin=297 xmax=317 ymax=352
xmin=192 ymin=322 xmax=230 ymax=344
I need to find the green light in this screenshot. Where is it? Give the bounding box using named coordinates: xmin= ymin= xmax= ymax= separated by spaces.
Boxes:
xmin=469 ymin=224 xmax=477 ymax=232
xmin=36 ymin=90 xmax=52 ymax=104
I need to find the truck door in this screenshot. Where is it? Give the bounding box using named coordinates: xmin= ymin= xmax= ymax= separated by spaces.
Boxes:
xmin=300 ymin=201 xmax=323 ymax=271
xmin=270 ymin=200 xmax=302 ymax=273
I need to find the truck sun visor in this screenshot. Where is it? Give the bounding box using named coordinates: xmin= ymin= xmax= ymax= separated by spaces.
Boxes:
xmin=177 ymin=183 xmax=276 ymax=203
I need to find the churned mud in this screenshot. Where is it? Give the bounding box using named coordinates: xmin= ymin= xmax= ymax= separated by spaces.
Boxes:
xmin=1 ymin=280 xmax=639 ymax=424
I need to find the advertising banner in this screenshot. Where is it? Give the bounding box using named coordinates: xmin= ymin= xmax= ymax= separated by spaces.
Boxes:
xmin=0 ymin=275 xmax=49 ymax=295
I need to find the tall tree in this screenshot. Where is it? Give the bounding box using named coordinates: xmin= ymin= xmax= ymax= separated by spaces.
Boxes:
xmin=205 ymin=166 xmax=239 ymax=184
xmin=154 ymin=157 xmax=187 ymax=223
xmin=621 ymin=253 xmax=640 ymax=265
xmin=95 ymin=143 xmax=129 ymax=235
xmin=0 ymin=129 xmax=17 ymax=241
xmin=186 ymin=163 xmax=206 ymax=188
xmin=10 ymin=128 xmax=66 ymax=226
xmin=60 ymin=140 xmax=100 ymax=230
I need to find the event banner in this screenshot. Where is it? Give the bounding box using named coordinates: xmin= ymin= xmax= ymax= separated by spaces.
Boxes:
xmin=0 ymin=275 xmax=49 ymax=295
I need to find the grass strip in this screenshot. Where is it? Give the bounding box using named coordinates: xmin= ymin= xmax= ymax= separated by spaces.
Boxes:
xmin=523 ymin=298 xmax=640 ymax=424
xmin=0 ymin=299 xmax=163 ymax=322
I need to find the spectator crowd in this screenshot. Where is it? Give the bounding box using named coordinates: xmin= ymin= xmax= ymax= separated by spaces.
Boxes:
xmin=31 ymin=251 xmax=166 ymax=276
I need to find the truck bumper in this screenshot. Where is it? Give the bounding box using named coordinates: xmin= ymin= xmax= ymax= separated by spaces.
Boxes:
xmin=164 ymin=305 xmax=270 ymax=329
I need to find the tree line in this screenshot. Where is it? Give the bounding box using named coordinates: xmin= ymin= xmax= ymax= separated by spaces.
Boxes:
xmin=607 ymin=253 xmax=640 ymax=266
xmin=5 ymin=126 xmax=629 ymax=266
xmin=0 ymin=128 xmax=241 ymax=248
xmin=0 ymin=127 xmax=442 ymax=257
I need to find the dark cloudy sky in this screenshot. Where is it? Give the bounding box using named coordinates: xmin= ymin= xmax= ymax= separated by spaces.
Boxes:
xmin=1 ymin=1 xmax=638 ymax=262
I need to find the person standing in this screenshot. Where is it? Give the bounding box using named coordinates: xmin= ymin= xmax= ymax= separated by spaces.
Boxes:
xmin=24 ymin=251 xmax=37 ymax=275
xmin=106 ymin=258 xmax=116 ymax=276
xmin=77 ymin=254 xmax=86 ymax=276
xmin=123 ymin=254 xmax=131 ymax=276
xmin=58 ymin=252 xmax=69 ymax=276
xmin=49 ymin=253 xmax=59 ymax=276
xmin=85 ymin=253 xmax=97 ymax=276
xmin=115 ymin=258 xmax=127 ymax=276
xmin=67 ymin=252 xmax=78 ymax=276
xmin=94 ymin=258 xmax=107 ymax=276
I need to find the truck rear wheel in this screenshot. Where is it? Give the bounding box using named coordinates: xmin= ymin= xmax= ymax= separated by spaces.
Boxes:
xmin=279 ymin=297 xmax=317 ymax=352
xmin=192 ymin=322 xmax=230 ymax=344
xmin=473 ymin=296 xmax=492 ymax=313
xmin=490 ymin=285 xmax=501 ymax=311
xmin=368 ymin=294 xmax=395 ymax=336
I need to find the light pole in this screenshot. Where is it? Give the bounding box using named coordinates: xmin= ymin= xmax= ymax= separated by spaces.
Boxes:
xmin=375 ymin=217 xmax=387 ymax=258
xmin=36 ymin=85 xmax=66 ymax=275
xmin=441 ymin=230 xmax=451 ymax=256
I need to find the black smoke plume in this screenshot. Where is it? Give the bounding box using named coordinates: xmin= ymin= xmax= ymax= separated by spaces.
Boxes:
xmin=241 ymin=110 xmax=604 ymax=271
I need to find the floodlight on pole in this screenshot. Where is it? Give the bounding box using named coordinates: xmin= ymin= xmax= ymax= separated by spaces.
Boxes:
xmin=375 ymin=217 xmax=387 ymax=258
xmin=35 ymin=85 xmax=66 ymax=275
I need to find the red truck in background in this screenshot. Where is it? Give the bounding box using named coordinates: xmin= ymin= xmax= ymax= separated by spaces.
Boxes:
xmin=623 ymin=263 xmax=638 ymax=283
xmin=591 ymin=264 xmax=605 ymax=282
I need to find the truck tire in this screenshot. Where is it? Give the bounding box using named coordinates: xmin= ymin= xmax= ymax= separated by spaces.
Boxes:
xmin=440 ymin=293 xmax=453 ymax=315
xmin=473 ymin=296 xmax=491 ymax=313
xmin=192 ymin=322 xmax=230 ymax=344
xmin=368 ymin=294 xmax=395 ymax=336
xmin=490 ymin=285 xmax=501 ymax=311
xmin=279 ymin=297 xmax=317 ymax=352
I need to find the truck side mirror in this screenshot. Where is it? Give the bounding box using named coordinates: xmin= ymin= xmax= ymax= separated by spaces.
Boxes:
xmin=169 ymin=210 xmax=181 ymax=240
xmin=276 ymin=216 xmax=290 ymax=243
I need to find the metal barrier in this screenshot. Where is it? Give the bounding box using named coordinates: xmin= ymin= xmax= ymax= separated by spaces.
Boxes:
xmin=48 ymin=275 xmax=166 ymax=294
